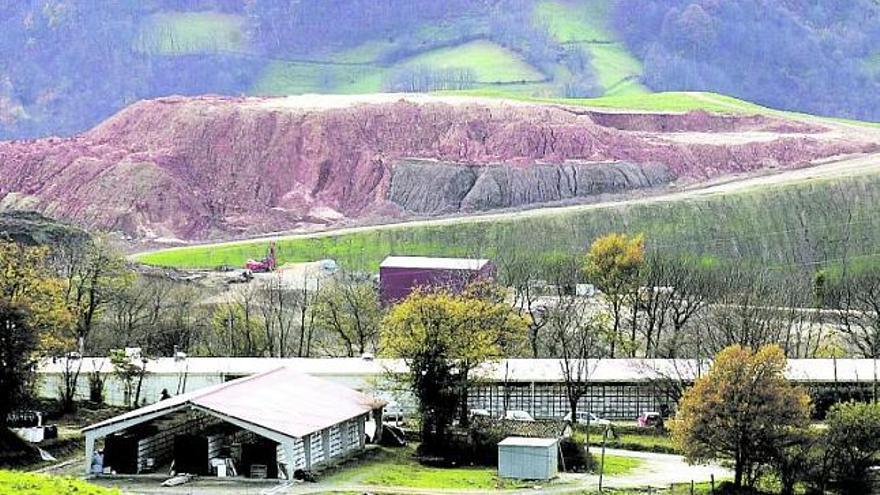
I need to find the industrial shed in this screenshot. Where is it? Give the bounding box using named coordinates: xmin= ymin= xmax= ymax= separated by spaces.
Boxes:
xmin=379 ymin=256 xmax=495 ymax=304
xmin=82 ymin=367 xmax=385 ymax=477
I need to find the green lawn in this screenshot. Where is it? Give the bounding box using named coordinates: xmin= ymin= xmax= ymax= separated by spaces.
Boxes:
xmin=599 ymin=453 xmax=643 ymax=475
xmin=396 ymin=40 xmax=546 ymax=84
xmin=323 ymin=446 xmax=641 ymax=489
xmin=0 ymin=471 xmax=119 ymax=495
xmin=323 ymin=447 xmax=526 ymax=489
xmin=134 ymin=11 xmax=247 ymax=55
xmin=590 ymin=432 xmax=678 ymax=454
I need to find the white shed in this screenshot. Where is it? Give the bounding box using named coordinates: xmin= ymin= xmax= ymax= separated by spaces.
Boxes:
xmin=82 ymin=367 xmax=385 ymax=477
xmin=497 ymin=437 xmax=558 ymax=480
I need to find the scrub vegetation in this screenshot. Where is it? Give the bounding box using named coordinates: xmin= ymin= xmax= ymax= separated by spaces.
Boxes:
xmin=0 ymin=471 xmax=119 ymax=495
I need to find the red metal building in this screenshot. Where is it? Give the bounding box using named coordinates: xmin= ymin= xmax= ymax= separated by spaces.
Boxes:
xmin=379 ymin=256 xmax=495 ymax=304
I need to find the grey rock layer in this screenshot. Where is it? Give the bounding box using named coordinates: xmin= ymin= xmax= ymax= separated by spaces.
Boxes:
xmin=389 ymin=160 xmax=672 ymax=214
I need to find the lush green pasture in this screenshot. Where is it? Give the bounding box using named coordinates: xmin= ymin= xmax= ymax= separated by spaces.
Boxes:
xmin=535 ymin=0 xmax=647 ymax=94
xmin=135 ymin=12 xmax=247 ymax=55
xmin=135 ymin=171 xmax=880 ymax=275
xmin=251 ymin=61 xmax=384 ymax=95
xmin=397 ymin=40 xmax=545 ymax=84
xmin=0 ymin=471 xmax=119 ymax=495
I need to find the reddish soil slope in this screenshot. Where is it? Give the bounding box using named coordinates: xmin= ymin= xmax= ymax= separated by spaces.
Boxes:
xmin=0 ymin=95 xmax=873 ymax=241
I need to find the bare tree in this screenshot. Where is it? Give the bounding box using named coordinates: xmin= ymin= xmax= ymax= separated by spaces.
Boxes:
xmin=314 ymin=272 xmax=381 ymax=357
xmin=548 ymin=290 xmax=607 ymax=446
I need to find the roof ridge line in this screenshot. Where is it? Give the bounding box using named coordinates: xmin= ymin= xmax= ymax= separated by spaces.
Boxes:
xmin=193 ymin=366 xmax=288 ymax=400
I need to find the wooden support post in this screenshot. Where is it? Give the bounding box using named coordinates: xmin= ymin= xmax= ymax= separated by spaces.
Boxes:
xmin=84 ymin=433 xmax=96 ymax=475
xmin=303 ymin=436 xmax=312 ymax=470
xmin=321 ymin=428 xmax=331 ymax=464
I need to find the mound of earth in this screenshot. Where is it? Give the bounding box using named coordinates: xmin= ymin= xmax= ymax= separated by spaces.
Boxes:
xmin=0 ymin=210 xmax=91 ymax=248
xmin=0 ymin=94 xmax=875 ymax=241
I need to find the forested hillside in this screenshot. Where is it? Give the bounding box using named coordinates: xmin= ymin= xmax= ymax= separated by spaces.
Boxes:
xmin=1 ymin=0 xmax=880 ymax=139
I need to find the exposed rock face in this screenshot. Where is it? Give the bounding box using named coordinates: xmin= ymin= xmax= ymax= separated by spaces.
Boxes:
xmin=0 ymin=95 xmax=873 ymax=241
xmin=390 ymin=160 xmax=672 ymax=214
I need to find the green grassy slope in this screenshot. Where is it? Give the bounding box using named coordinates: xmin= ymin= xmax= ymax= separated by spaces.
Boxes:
xmin=252 ymin=40 xmax=546 ymax=95
xmin=135 ymin=12 xmax=247 ymax=55
xmin=147 ymin=1 xmax=642 ymax=99
xmin=397 ymin=40 xmax=546 ymax=84
xmin=535 ymin=0 xmax=647 ymax=95
xmin=135 ymin=171 xmax=880 ymax=274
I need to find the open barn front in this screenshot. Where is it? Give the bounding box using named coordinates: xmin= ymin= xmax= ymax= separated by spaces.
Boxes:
xmin=82 ymin=367 xmax=384 ymax=480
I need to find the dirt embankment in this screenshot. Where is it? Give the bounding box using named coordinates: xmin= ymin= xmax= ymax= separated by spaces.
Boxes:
xmin=389 ymin=160 xmax=672 ymax=214
xmin=0 ymin=95 xmax=874 ymax=241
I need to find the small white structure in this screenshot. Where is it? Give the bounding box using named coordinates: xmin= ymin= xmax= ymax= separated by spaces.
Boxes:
xmin=498 ymin=437 xmax=558 ymax=480
xmin=82 ymin=367 xmax=385 ymax=476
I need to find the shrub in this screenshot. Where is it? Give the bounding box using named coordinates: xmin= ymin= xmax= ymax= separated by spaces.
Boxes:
xmin=825 ymin=401 xmax=880 ymax=494
xmin=559 ymin=431 xmax=597 ymax=473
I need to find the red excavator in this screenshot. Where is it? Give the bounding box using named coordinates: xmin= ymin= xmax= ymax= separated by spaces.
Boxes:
xmin=245 ymin=242 xmax=277 ymax=273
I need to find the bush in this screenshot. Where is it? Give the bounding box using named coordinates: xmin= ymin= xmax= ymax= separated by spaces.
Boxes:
xmin=559 ymin=432 xmax=597 ymax=473
xmin=825 ymin=401 xmax=880 ymax=494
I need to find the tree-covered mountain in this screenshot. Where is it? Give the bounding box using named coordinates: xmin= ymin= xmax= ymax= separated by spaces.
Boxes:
xmin=1 ymin=0 xmax=879 ymax=140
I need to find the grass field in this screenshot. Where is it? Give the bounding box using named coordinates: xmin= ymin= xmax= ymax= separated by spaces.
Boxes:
xmin=251 ymin=61 xmax=385 ymax=96
xmin=323 ymin=446 xmax=640 ymax=489
xmin=0 ymin=471 xmax=119 ymax=495
xmin=135 ymin=12 xmax=247 ymax=55
xmin=135 ymin=168 xmax=880 ymax=276
xmin=252 ymin=40 xmax=544 ymax=96
xmin=396 ymin=40 xmax=546 ymax=84
xmin=535 ymin=0 xmax=647 ymax=95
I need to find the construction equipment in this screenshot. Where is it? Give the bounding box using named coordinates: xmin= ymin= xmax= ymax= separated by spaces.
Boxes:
xmin=245 ymin=242 xmax=276 ymax=273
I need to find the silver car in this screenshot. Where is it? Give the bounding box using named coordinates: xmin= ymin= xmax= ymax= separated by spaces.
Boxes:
xmin=563 ymin=411 xmax=611 ymax=426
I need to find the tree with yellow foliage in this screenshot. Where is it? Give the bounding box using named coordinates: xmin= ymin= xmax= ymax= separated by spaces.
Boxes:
xmin=0 ymin=240 xmax=75 ymax=419
xmin=584 ymin=233 xmax=645 ymax=357
xmin=382 ymin=285 xmax=528 ymax=454
xmin=670 ymin=345 xmax=811 ymax=490
xmin=0 ymin=241 xmax=74 ymax=353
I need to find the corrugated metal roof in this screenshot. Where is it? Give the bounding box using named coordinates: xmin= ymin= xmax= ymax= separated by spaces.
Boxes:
xmin=380 ymin=256 xmax=490 ymax=271
xmin=44 ymin=358 xmax=880 ymax=384
xmin=83 ymin=367 xmax=385 ymax=439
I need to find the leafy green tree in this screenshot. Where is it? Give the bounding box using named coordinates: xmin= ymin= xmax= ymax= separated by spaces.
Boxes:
xmin=109 ymin=349 xmax=149 ymax=410
xmin=381 ymin=287 xmax=528 ymax=453
xmin=207 ymin=301 xmax=265 ymax=357
xmin=825 ymin=401 xmax=880 ymax=493
xmin=670 ymin=345 xmax=811 ymax=490
xmin=584 ymin=233 xmax=645 ymax=357
xmin=0 ymin=240 xmax=74 ymax=353
xmin=0 ymin=299 xmax=37 ymax=425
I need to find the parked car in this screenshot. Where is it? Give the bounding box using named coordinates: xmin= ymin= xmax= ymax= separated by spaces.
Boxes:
xmin=384 ymin=402 xmax=405 ymax=424
xmin=470 ymin=408 xmax=491 ymax=418
xmin=563 ymin=411 xmax=610 ymax=426
xmin=501 ymin=410 xmax=535 ymax=422
xmin=636 ymin=411 xmax=663 ymax=428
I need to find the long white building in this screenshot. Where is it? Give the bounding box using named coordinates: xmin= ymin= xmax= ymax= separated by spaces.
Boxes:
xmin=37 ymin=357 xmax=880 ymax=420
